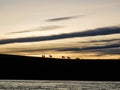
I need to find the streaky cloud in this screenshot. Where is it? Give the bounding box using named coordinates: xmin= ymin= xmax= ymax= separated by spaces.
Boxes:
xmin=79 ymin=39 xmax=120 ymax=43
xmin=59 ymin=43 xmax=120 ymax=52
xmin=9 ymin=25 xmax=63 ymax=34
xmin=57 ymin=40 xmax=120 ymax=55
xmin=89 ymin=39 xmax=120 ymax=43
xmin=58 ymin=45 xmax=120 ymax=56
xmin=46 ymin=15 xmax=83 ymax=22
xmin=0 ymin=26 xmax=120 ymax=45
xmin=9 ymin=41 xmax=120 ymax=55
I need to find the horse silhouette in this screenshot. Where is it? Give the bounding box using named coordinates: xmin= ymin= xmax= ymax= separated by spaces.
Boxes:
xmin=61 ymin=56 xmax=65 ymax=59
xmin=67 ymin=56 xmax=71 ymax=59
xmin=76 ymin=58 xmax=80 ymax=60
xmin=42 ymin=55 xmax=45 ymax=58
xmin=49 ymin=55 xmax=52 ymax=58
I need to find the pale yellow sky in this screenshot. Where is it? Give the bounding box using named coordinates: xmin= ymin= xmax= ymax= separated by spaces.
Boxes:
xmin=0 ymin=0 xmax=120 ymax=59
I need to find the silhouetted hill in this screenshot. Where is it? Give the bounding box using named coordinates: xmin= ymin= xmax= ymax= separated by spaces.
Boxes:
xmin=0 ymin=54 xmax=120 ymax=81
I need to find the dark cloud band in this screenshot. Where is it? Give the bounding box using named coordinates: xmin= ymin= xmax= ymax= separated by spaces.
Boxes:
xmin=59 ymin=43 xmax=120 ymax=52
xmin=46 ymin=15 xmax=82 ymax=22
xmin=0 ymin=26 xmax=120 ymax=45
xmin=9 ymin=25 xmax=63 ymax=34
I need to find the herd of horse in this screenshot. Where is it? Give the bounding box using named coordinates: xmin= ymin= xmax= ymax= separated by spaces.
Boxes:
xmin=41 ymin=55 xmax=80 ymax=60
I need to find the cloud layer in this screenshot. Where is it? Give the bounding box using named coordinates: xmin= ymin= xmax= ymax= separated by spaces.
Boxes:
xmin=0 ymin=26 xmax=120 ymax=45
xmin=59 ymin=43 xmax=120 ymax=52
xmin=46 ymin=15 xmax=82 ymax=22
xmin=9 ymin=25 xmax=63 ymax=34
xmin=55 ymin=40 xmax=120 ymax=55
xmin=79 ymin=38 xmax=120 ymax=43
xmin=4 ymin=39 xmax=120 ymax=56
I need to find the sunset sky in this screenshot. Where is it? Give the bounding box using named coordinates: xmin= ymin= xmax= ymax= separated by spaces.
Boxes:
xmin=0 ymin=0 xmax=120 ymax=59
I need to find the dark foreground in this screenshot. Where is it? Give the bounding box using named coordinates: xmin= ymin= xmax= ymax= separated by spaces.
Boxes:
xmin=0 ymin=54 xmax=120 ymax=81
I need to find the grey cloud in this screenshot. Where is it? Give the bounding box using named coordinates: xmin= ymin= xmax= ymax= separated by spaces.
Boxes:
xmin=59 ymin=43 xmax=120 ymax=51
xmin=16 ymin=48 xmax=55 ymax=53
xmin=89 ymin=39 xmax=120 ymax=43
xmin=57 ymin=42 xmax=120 ymax=55
xmin=4 ymin=39 xmax=120 ymax=55
xmin=79 ymin=39 xmax=120 ymax=43
xmin=3 ymin=48 xmax=58 ymax=53
xmin=9 ymin=25 xmax=63 ymax=34
xmin=10 ymin=42 xmax=120 ymax=55
xmin=99 ymin=48 xmax=120 ymax=55
xmin=0 ymin=26 xmax=120 ymax=45
xmin=46 ymin=15 xmax=82 ymax=22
